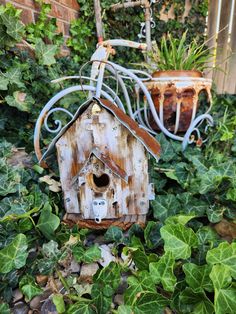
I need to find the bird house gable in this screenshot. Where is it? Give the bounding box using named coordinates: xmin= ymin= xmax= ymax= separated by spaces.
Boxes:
xmin=72 ymin=147 xmax=128 ymax=185
xmin=41 ymin=97 xmax=161 ymax=163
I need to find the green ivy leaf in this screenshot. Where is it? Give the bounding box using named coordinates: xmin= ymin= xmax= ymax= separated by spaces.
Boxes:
xmin=226 ymin=188 xmax=236 ymax=201
xmin=0 ymin=66 xmax=27 ymax=98
xmin=160 ymin=223 xmax=198 ymax=259
xmin=206 ymin=242 xmax=236 ymax=278
xmin=18 ymin=218 xmax=33 ymax=232
xmin=5 ymin=91 xmax=34 ymax=113
xmin=155 ymin=133 xmax=176 ymax=162
xmin=72 ymin=245 xmax=84 ymax=261
xmin=206 ymin=205 xmax=225 ymax=223
xmin=194 ymin=300 xmax=215 ymax=314
xmin=187 ymin=155 xmax=208 ymax=175
xmin=179 ymin=287 xmax=214 ymax=314
xmin=196 ymin=226 xmax=219 ymax=246
xmin=82 ymin=245 xmax=101 ymax=263
xmin=173 ymin=162 xmax=189 ymax=187
xmin=210 ymin=264 xmax=232 ymax=290
xmin=52 ymin=294 xmax=66 ymax=314
xmin=117 ymin=305 xmax=132 ymax=314
xmin=224 ymin=208 xmax=236 ymax=220
xmin=214 ymin=286 xmax=236 ymax=314
xmin=0 ymin=74 xmax=9 ymax=90
xmin=0 ymin=161 xmax=21 ymax=197
xmin=0 ymin=195 xmax=39 ymax=221
xmin=0 ymin=303 xmax=10 ymax=314
xmin=132 ymin=249 xmax=149 ymax=271
xmin=152 ymin=194 xmax=180 ymax=222
xmin=37 ymin=240 xmax=66 ymax=275
xmin=42 ymin=240 xmax=60 ymax=258
xmin=1 ymin=9 xmax=24 ymax=41
xmin=92 ymin=293 xmax=111 ymax=314
xmin=35 ymin=38 xmax=57 ymax=66
xmin=198 ymin=163 xmax=234 ymax=194
xmin=19 ymin=275 xmax=43 ymax=300
xmin=209 ymin=260 xmax=236 ymax=314
xmin=129 ymin=236 xmax=145 ymax=250
xmin=176 ymin=192 xmax=208 ymax=216
xmin=67 ymin=301 xmax=96 ymax=314
xmin=164 ymin=170 xmax=178 ymax=181
xmin=183 ymin=263 xmax=213 ymax=292
xmin=0 ymin=234 xmax=28 ymax=273
xmin=36 ymin=202 xmax=60 ymax=239
xmin=165 ymin=214 xmax=195 ymax=225
xmin=73 ymin=245 xmax=101 ymax=263
xmin=0 ymin=4 xmax=24 ymax=49
xmin=124 ymin=271 xmax=156 ymax=305
xmin=149 ymin=251 xmax=176 ymax=292
xmin=92 ymin=262 xmax=121 ymax=314
xmin=104 ymin=226 xmax=124 ymax=243
xmin=0 ymin=141 xmax=12 ymax=158
xmin=92 ymin=262 xmax=121 ymax=293
xmin=144 ymin=221 xmax=162 ymax=249
xmin=133 ymin=292 xmax=168 ymax=314
xmin=4 ymin=67 xmax=24 ymax=88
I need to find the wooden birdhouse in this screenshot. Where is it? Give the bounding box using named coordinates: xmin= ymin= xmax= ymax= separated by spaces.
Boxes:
xmin=42 ymin=97 xmax=161 ymax=229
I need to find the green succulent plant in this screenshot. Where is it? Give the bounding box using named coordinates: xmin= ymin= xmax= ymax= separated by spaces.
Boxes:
xmin=145 ymin=31 xmax=212 ymax=72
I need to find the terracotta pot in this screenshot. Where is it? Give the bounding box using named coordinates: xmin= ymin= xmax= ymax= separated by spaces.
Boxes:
xmin=144 ymin=70 xmax=212 ymax=133
xmin=152 ymin=70 xmax=203 ymax=78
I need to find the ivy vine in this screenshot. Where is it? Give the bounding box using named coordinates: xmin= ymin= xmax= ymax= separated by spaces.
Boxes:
xmin=2 ymin=2 xmax=236 ymax=314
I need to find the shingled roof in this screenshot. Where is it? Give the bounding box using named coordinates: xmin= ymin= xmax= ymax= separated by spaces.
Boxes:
xmin=41 ymin=97 xmax=161 ymax=162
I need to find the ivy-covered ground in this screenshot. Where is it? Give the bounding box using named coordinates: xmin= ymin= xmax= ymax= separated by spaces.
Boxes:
xmin=0 ymin=1 xmax=236 ymax=314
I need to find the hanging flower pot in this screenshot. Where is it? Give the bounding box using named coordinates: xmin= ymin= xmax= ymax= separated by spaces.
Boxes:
xmin=144 ymin=70 xmax=212 ymax=133
xmin=139 ymin=31 xmax=213 ymax=133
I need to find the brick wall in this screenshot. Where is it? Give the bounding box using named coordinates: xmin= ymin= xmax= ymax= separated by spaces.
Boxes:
xmin=0 ymin=0 xmax=80 ymax=39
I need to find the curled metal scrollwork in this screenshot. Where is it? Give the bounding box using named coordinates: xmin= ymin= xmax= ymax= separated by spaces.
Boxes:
xmin=182 ymin=114 xmax=214 ymax=150
xmin=34 ymin=39 xmax=214 ymax=166
xmin=44 ymin=108 xmax=74 ymax=134
xmin=138 ymin=2 xmax=156 ymax=40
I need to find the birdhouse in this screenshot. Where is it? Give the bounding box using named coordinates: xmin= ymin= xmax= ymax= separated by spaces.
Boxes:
xmin=41 ymin=97 xmax=161 ymax=229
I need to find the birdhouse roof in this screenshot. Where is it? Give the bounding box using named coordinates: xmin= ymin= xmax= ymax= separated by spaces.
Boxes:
xmin=72 ymin=147 xmax=128 ymax=184
xmin=41 ymin=97 xmax=161 ymax=162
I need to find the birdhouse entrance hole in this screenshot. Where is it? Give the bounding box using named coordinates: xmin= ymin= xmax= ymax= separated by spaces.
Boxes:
xmin=92 ymin=173 xmax=110 ymax=189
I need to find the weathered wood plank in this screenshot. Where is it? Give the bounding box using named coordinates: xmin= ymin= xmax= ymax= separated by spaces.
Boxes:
xmin=206 ymin=0 xmax=219 ymax=79
xmin=56 ymin=106 xmax=94 ymax=214
xmin=214 ymin=0 xmax=232 ymax=93
xmin=56 ymin=140 xmax=80 ymax=214
xmin=223 ymin=1 xmax=236 ymax=93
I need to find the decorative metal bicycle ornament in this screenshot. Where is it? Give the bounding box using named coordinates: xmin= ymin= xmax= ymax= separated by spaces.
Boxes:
xmin=34 ymin=39 xmax=213 ymax=228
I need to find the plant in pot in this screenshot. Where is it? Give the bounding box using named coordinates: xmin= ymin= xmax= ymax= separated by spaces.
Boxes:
xmin=142 ymin=31 xmax=212 ymax=134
